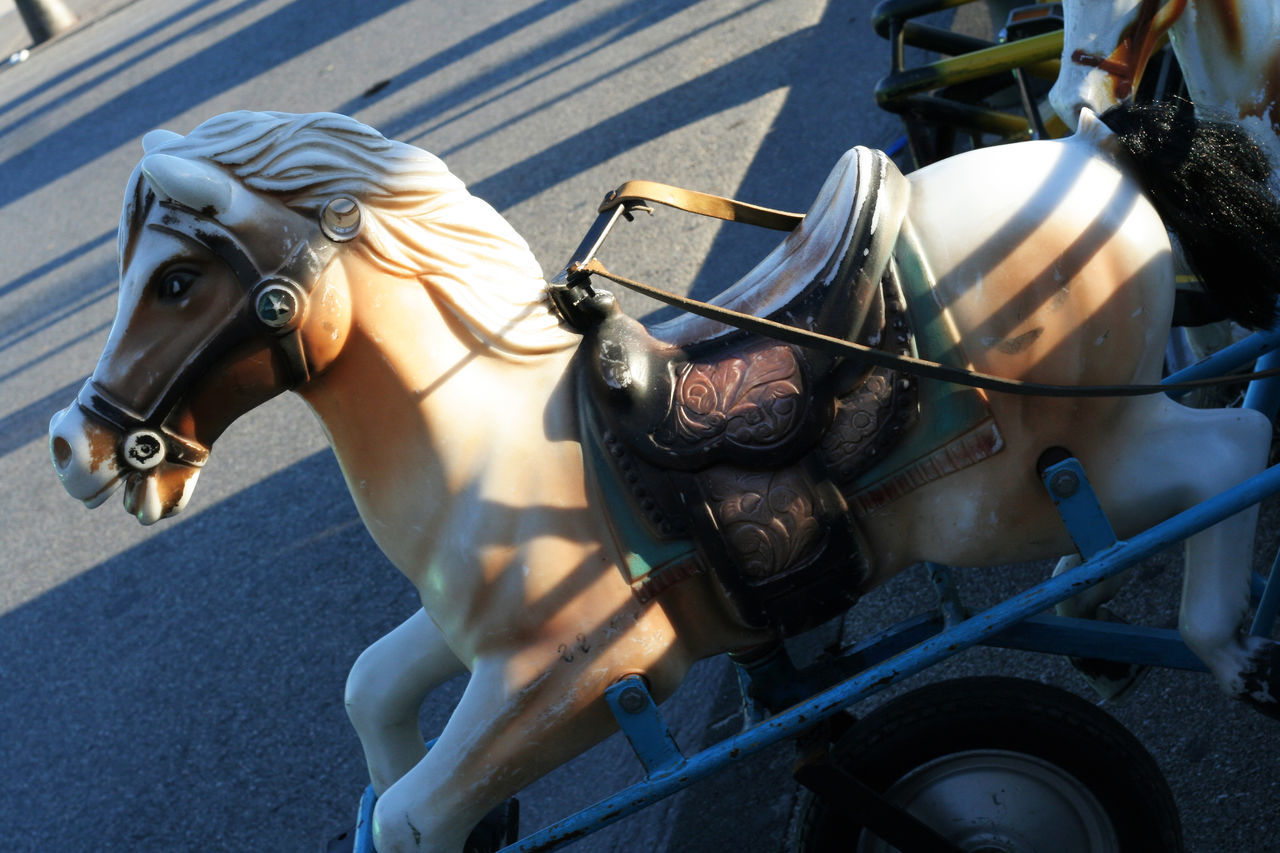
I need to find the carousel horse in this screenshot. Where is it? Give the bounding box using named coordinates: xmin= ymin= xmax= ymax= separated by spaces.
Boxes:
xmin=1043 ymin=0 xmax=1280 ymax=695
xmin=1050 ymin=0 xmax=1280 ymax=165
xmin=48 ymin=105 xmax=1280 ymax=852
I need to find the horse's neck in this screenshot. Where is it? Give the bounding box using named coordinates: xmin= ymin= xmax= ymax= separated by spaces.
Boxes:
xmin=296 ymin=270 xmax=584 ymax=584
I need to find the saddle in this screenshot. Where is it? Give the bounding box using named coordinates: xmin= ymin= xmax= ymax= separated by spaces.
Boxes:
xmin=574 ymin=148 xmax=917 ymax=634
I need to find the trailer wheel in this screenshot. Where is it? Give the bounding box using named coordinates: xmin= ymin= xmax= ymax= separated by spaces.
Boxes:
xmin=789 ymin=676 xmax=1182 ymax=852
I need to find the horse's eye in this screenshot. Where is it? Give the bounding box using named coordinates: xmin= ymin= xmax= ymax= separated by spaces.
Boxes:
xmin=159 ymin=269 xmax=197 ymax=301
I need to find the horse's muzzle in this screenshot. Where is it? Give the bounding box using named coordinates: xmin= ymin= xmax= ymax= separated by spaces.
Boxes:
xmin=49 ymin=403 xmax=126 ymax=508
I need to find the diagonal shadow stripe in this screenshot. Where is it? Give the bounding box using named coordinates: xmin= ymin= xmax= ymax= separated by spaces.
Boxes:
xmin=0 ymin=377 xmax=83 ymax=460
xmin=0 ymin=230 xmax=114 ymax=301
xmin=0 ymin=0 xmax=412 ymax=210
xmin=330 ymin=0 xmax=588 ymax=119
xmin=466 ymin=23 xmax=821 ymax=214
xmin=0 ymin=0 xmax=261 ymax=141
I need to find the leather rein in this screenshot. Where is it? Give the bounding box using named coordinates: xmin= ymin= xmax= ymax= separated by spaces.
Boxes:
xmin=551 ymin=180 xmax=1280 ymax=398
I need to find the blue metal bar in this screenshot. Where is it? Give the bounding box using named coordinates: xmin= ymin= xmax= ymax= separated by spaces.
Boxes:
xmin=1041 ymin=457 xmax=1117 ymax=560
xmin=1243 ymin=348 xmax=1280 ymax=421
xmin=989 ymin=614 xmax=1206 ymax=670
xmin=1251 ymin=548 xmax=1280 ymax=638
xmin=506 ymin=462 xmax=1280 ymax=852
xmin=605 ymin=676 xmax=685 ymax=778
xmin=831 ymin=611 xmax=944 ymax=677
xmin=1163 ymin=326 xmax=1280 ymax=396
xmin=353 ymin=784 xmax=377 ymax=853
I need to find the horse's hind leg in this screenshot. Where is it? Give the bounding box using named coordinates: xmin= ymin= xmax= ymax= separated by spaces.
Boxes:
xmin=1151 ymin=405 xmax=1280 ymax=717
xmin=1053 ymin=554 xmax=1128 ymax=620
xmin=1053 ymin=554 xmax=1147 ymax=700
xmin=1182 ymin=505 xmax=1280 ymax=718
xmin=345 ymin=608 xmax=468 ymax=793
xmin=1076 ymin=400 xmax=1276 ymax=715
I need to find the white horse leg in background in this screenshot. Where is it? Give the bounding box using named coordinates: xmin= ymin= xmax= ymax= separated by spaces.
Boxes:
xmin=1044 ymin=0 xmax=1280 ymax=699
xmin=345 ymin=610 xmax=468 ymax=795
xmin=1162 ymin=0 xmax=1280 ymax=168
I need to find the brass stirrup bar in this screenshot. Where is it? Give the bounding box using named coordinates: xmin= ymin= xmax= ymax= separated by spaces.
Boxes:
xmin=599 ymin=180 xmax=804 ymax=232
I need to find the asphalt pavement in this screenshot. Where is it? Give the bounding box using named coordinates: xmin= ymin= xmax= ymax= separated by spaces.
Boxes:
xmin=1 ymin=1 xmax=1277 ymax=851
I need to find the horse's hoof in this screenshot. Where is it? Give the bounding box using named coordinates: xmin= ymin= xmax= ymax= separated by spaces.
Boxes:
xmin=1068 ymin=608 xmax=1150 ymax=704
xmin=1239 ymin=641 xmax=1280 ymax=720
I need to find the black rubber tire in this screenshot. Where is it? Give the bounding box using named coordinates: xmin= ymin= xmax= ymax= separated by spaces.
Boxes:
xmin=789 ymin=676 xmax=1183 ymax=852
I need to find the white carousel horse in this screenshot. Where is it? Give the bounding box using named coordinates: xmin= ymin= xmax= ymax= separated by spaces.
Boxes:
xmin=1049 ymin=0 xmax=1280 ymax=167
xmin=47 ymin=108 xmax=1280 ymax=852
xmin=1044 ymin=0 xmax=1280 ymax=694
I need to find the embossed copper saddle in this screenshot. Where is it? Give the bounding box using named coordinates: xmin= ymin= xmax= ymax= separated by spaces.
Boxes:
xmin=562 ymin=148 xmax=917 ymax=634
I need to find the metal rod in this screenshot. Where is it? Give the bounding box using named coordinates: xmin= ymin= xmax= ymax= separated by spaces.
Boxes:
xmin=1243 ymin=348 xmax=1280 ymax=421
xmin=1162 ymin=326 xmax=1280 ymax=393
xmin=990 ymin=614 xmax=1206 ymax=670
xmin=1251 ymin=548 xmax=1280 ymax=637
xmin=353 ymin=785 xmax=376 ymax=853
xmin=875 ymin=30 xmax=1064 ymax=104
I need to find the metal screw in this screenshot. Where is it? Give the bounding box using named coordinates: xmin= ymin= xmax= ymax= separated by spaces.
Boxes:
xmin=256 ymin=284 xmax=300 ymax=328
xmin=121 ymin=430 xmax=165 ymax=471
xmin=1049 ymin=469 xmax=1079 ymax=499
xmin=617 ymin=685 xmax=647 ymax=714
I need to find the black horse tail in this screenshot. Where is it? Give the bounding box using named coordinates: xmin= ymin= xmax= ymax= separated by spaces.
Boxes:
xmin=1100 ymin=98 xmax=1280 ymax=330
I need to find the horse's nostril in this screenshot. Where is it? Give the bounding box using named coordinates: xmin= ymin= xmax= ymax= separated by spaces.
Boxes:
xmin=52 ymin=436 xmax=73 ymax=469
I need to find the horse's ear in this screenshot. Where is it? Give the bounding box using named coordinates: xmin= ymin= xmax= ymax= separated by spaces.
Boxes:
xmin=142 ymin=129 xmax=182 ymax=153
xmin=141 ymin=153 xmax=232 ymax=215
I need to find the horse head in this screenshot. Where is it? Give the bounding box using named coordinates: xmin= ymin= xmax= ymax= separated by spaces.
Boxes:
xmin=46 ymin=113 xmax=380 ymax=523
xmin=1049 ymin=0 xmax=1189 ymax=130
xmin=49 ymin=111 xmax=578 ymax=524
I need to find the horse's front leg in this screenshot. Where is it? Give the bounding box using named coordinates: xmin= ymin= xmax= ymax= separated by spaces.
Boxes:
xmin=370 ymin=643 xmax=661 ymax=853
xmin=1058 ymin=401 xmax=1276 ymax=714
xmin=1182 ymin=504 xmax=1280 ymax=717
xmin=345 ymin=609 xmax=468 ymax=793
xmin=1160 ymin=406 xmax=1280 ymax=717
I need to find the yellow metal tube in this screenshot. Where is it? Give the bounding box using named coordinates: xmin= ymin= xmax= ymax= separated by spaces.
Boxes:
xmin=876 ymin=30 xmax=1065 ymax=106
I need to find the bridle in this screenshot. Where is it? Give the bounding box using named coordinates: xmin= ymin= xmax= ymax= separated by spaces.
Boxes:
xmin=77 ymin=194 xmax=362 ymax=474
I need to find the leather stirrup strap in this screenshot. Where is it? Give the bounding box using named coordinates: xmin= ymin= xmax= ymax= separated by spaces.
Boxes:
xmin=600 ymin=180 xmax=804 ymax=232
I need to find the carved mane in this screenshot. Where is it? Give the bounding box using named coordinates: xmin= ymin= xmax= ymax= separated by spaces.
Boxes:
xmin=120 ymin=110 xmax=579 ymax=358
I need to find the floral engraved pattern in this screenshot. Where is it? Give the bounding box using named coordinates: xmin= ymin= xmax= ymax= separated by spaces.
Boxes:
xmin=821 ymin=372 xmax=898 ymax=480
xmin=703 ymin=467 xmax=822 ymax=579
xmin=665 ymin=343 xmax=806 ymax=452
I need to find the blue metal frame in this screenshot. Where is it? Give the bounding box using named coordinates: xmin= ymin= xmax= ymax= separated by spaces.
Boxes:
xmin=348 ymin=325 xmax=1280 ymax=853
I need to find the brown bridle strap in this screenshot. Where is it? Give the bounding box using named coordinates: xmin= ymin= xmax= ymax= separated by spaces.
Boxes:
xmin=573 ymin=257 xmax=1280 ymax=398
xmin=79 ymin=196 xmax=360 ymax=472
